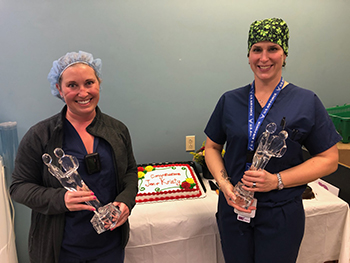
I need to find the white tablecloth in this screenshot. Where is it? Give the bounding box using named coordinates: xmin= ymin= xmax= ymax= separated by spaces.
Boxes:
xmin=297 ymin=181 xmax=350 ymax=263
xmin=125 ymin=180 xmax=350 ymax=263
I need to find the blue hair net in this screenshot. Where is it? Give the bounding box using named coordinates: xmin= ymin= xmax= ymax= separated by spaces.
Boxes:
xmin=47 ymin=51 xmax=102 ymax=100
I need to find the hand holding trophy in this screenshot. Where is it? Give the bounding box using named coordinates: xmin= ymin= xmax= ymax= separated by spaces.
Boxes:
xmin=42 ymin=148 xmax=121 ymax=234
xmin=232 ymin=123 xmax=288 ymax=212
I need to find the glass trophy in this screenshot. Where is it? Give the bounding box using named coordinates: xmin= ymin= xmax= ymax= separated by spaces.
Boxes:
xmin=232 ymin=123 xmax=288 ymax=210
xmin=42 ymin=148 xmax=121 ymax=234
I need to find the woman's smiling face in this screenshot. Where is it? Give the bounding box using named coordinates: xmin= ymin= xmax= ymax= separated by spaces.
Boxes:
xmin=57 ymin=63 xmax=101 ymax=119
xmin=248 ymin=41 xmax=286 ymax=84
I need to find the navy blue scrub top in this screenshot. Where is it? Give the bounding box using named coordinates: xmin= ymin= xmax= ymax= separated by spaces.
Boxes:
xmin=60 ymin=119 xmax=122 ymax=260
xmin=205 ymin=83 xmax=342 ymax=204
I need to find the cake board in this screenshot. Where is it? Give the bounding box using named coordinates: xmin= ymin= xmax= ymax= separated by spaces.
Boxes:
xmin=136 ymin=161 xmax=207 ymax=204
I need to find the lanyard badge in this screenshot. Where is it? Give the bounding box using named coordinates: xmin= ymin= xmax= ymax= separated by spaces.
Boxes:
xmin=236 ymin=78 xmax=285 ymax=222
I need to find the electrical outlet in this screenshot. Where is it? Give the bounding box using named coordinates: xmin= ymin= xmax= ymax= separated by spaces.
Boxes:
xmin=186 ymin=135 xmax=195 ymax=151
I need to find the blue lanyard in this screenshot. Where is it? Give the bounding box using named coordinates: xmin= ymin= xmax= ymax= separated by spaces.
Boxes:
xmin=248 ymin=77 xmax=284 ymax=151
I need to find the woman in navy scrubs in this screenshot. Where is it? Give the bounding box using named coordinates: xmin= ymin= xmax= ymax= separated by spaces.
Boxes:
xmin=10 ymin=51 xmax=138 ymax=263
xmin=204 ymin=18 xmax=341 ymax=263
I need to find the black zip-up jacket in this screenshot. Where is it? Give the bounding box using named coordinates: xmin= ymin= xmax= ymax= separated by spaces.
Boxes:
xmin=10 ymin=106 xmax=138 ymax=263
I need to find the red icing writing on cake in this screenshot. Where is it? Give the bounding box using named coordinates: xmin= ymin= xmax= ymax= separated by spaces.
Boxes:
xmin=150 ymin=172 xmax=181 ymax=179
xmin=144 ymin=177 xmax=182 ymax=187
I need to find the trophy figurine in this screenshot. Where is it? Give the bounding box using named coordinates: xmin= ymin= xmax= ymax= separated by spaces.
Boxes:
xmin=232 ymin=123 xmax=288 ymax=209
xmin=42 ymin=148 xmax=121 ymax=234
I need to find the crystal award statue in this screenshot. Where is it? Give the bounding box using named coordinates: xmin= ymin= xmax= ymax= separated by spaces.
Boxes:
xmin=232 ymin=122 xmax=288 ymax=210
xmin=42 ymin=148 xmax=121 ymax=234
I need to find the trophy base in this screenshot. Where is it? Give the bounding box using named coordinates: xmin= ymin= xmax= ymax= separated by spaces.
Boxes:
xmin=90 ymin=203 xmax=121 ymax=234
xmin=234 ymin=198 xmax=257 ymax=221
xmin=232 ymin=182 xmax=254 ymax=209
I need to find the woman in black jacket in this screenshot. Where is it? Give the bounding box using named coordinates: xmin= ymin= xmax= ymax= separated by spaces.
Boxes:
xmin=10 ymin=51 xmax=138 ymax=263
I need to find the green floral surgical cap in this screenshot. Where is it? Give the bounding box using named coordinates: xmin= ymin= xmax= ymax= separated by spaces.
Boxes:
xmin=248 ymin=18 xmax=289 ymax=56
